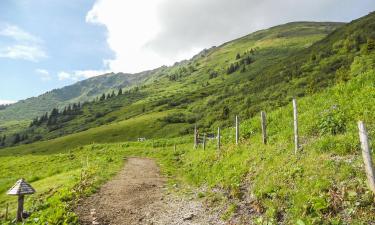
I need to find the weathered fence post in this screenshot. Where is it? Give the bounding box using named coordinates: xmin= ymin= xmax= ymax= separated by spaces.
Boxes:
xmin=203 ymin=133 xmax=206 ymax=150
xmin=358 ymin=121 xmax=375 ymax=195
xmin=235 ymin=115 xmax=239 ymax=145
xmin=217 ymin=127 xmax=221 ymax=151
xmin=293 ymin=98 xmax=299 ymax=154
xmin=261 ymin=111 xmax=267 ymax=144
xmin=194 ymin=125 xmax=198 ymax=149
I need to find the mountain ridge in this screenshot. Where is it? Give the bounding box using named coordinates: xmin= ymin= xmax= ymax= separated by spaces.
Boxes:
xmin=0 ymin=19 xmax=349 ymax=144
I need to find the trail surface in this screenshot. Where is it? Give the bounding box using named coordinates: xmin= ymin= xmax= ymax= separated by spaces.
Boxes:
xmin=76 ymin=157 xmax=224 ymax=225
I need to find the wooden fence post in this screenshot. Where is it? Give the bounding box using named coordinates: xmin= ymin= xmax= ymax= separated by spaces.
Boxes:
xmin=194 ymin=125 xmax=197 ymax=149
xmin=235 ymin=115 xmax=239 ymax=145
xmin=261 ymin=111 xmax=267 ymax=144
xmin=203 ymin=133 xmax=206 ymax=150
xmin=293 ymin=98 xmax=299 ymax=154
xmin=217 ymin=127 xmax=221 ymax=151
xmin=358 ymin=121 xmax=375 ymax=195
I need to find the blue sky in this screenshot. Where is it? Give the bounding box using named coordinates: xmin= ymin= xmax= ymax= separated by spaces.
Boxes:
xmin=0 ymin=0 xmax=374 ymax=104
xmin=0 ymin=0 xmax=112 ymax=103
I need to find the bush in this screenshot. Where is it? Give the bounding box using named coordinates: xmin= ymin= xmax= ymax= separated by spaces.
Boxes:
xmin=317 ymin=105 xmax=347 ymax=135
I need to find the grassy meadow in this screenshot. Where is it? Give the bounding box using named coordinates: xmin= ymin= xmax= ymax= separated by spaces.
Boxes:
xmin=0 ymin=60 xmax=374 ymax=223
xmin=0 ymin=13 xmax=375 ymax=224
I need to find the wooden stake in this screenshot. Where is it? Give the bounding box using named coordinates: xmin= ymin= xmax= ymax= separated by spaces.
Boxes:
xmin=261 ymin=111 xmax=267 ymax=144
xmin=17 ymin=195 xmax=24 ymax=222
xmin=293 ymin=98 xmax=299 ymax=154
xmin=217 ymin=127 xmax=221 ymax=151
xmin=235 ymin=115 xmax=239 ymax=145
xmin=358 ymin=121 xmax=375 ymax=195
xmin=203 ymin=133 xmax=206 ymax=150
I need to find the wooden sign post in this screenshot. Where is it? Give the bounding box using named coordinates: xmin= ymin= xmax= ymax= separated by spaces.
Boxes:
xmin=7 ymin=178 xmax=35 ymax=222
xmin=358 ymin=121 xmax=375 ymax=195
xmin=261 ymin=111 xmax=267 ymax=144
xmin=293 ymin=98 xmax=299 ymax=154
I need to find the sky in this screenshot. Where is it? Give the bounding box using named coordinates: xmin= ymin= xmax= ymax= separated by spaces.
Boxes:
xmin=0 ymin=0 xmax=374 ymax=104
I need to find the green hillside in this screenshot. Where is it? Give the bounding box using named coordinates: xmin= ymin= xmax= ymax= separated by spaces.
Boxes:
xmin=0 ymin=21 xmax=343 ymax=146
xmin=0 ymin=70 xmax=156 ymax=123
xmin=0 ymin=56 xmax=374 ymax=223
xmin=1 ymin=11 xmax=375 ymax=224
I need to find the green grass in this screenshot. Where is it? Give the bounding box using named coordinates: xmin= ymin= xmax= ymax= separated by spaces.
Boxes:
xmin=0 ymin=13 xmax=375 ymax=224
xmin=165 ymin=63 xmax=375 ymax=223
xmin=0 ymin=142 xmax=157 ymax=224
xmin=0 ymin=120 xmax=30 ymax=137
xmin=0 ymin=21 xmax=344 ymax=147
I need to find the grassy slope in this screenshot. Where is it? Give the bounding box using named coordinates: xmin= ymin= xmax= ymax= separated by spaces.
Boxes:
xmin=0 ymin=21 xmax=342 ymax=145
xmin=0 ymin=61 xmax=374 ymax=223
xmin=1 ymin=13 xmax=375 ymax=224
xmin=0 ymin=70 xmax=156 ymax=130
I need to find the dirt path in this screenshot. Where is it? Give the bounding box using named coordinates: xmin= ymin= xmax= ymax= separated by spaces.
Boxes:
xmin=75 ymin=157 xmax=224 ymax=225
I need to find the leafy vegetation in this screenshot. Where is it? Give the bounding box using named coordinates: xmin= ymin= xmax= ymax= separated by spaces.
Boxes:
xmin=0 ymin=12 xmax=375 ymax=224
xmin=0 ymin=21 xmax=344 ymax=146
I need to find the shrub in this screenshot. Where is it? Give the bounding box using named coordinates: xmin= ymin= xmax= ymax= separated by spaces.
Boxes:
xmin=317 ymin=105 xmax=347 ymax=135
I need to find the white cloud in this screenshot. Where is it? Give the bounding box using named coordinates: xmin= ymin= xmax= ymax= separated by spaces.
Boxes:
xmin=87 ymin=0 xmax=375 ymax=74
xmin=58 ymin=71 xmax=74 ymax=81
xmin=58 ymin=70 xmax=108 ymax=81
xmin=0 ymin=24 xmax=47 ymax=62
xmin=86 ymin=0 xmax=194 ymax=73
xmin=0 ymin=24 xmax=41 ymax=43
xmin=0 ymin=100 xmax=17 ymax=105
xmin=35 ymin=69 xmax=51 ymax=81
xmin=0 ymin=45 xmax=47 ymax=62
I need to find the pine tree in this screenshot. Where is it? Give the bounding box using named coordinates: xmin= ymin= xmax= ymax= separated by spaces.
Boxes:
xmin=50 ymin=108 xmax=59 ymax=117
xmin=118 ymin=88 xmax=123 ymax=95
xmin=100 ymin=94 xmax=106 ymax=101
xmin=367 ymin=38 xmax=375 ymax=51
xmin=13 ymin=134 xmax=20 ymax=144
xmin=222 ymin=106 xmax=230 ymax=119
xmin=0 ymin=135 xmax=5 ymax=146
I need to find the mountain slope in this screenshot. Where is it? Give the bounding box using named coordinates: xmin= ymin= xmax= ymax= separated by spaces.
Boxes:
xmin=1 ymin=12 xmax=375 ymax=224
xmin=1 ymin=36 xmax=375 ymax=224
xmin=0 ymin=21 xmax=345 ymax=145
xmin=0 ymin=69 xmax=157 ymax=123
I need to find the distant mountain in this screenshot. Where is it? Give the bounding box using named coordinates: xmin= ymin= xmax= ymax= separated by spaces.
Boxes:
xmin=0 ymin=69 xmax=158 ymax=122
xmin=0 ymin=19 xmax=351 ymax=144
